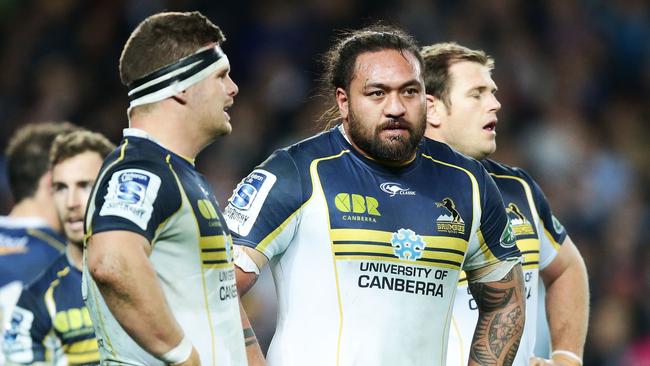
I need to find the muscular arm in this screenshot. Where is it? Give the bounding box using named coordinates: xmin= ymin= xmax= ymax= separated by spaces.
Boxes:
xmin=468 ymin=263 xmax=526 ymax=366
xmin=87 ymin=231 xmax=199 ymax=365
xmin=239 ymin=300 xmax=266 ymax=365
xmin=540 ymin=236 xmax=589 ymax=361
xmin=234 ymin=245 xmax=268 ymax=364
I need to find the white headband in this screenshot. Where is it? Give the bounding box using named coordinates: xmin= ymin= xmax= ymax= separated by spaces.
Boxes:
xmin=127 ymin=46 xmax=229 ymax=110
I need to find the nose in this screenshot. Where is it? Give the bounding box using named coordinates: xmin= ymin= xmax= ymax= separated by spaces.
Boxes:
xmin=227 ymin=75 xmax=239 ymax=97
xmin=384 ymin=93 xmax=406 ymax=118
xmin=66 ymin=188 xmax=80 ymax=208
xmin=488 ymin=93 xmax=501 ymax=112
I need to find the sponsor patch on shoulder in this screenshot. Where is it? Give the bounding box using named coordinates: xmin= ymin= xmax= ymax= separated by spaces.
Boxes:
xmin=551 ymin=215 xmax=565 ymax=235
xmin=224 ymin=169 xmax=276 ymax=236
xmin=499 ymin=222 xmax=517 ymax=248
xmin=99 ymin=169 xmax=161 ymax=230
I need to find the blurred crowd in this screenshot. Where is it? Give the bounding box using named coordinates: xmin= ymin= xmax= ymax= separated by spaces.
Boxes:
xmin=0 ymin=0 xmax=648 ymax=364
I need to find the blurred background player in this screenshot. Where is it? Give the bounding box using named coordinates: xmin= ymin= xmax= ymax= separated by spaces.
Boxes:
xmin=3 ymin=130 xmax=114 ymax=365
xmin=0 ymin=122 xmax=78 ymax=363
xmin=0 ymin=122 xmax=78 ymax=287
xmin=421 ymin=42 xmax=589 ymax=366
xmin=227 ymin=25 xmax=524 ymax=366
xmin=83 ymin=11 xmax=263 ymax=366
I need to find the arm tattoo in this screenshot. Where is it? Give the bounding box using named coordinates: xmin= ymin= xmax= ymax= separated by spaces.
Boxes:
xmin=468 ymin=265 xmax=525 ymax=365
xmin=243 ymin=327 xmax=258 ymax=347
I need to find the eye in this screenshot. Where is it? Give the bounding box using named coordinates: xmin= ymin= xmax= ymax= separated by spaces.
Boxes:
xmin=404 ymin=87 xmax=419 ymax=96
xmin=52 ymin=183 xmax=66 ymax=193
xmin=368 ymin=90 xmax=384 ymax=97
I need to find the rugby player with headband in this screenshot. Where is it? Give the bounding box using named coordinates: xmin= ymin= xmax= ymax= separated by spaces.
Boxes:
xmin=83 ymin=11 xmax=265 ymax=366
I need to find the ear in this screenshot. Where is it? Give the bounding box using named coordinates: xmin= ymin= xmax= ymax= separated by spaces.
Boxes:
xmin=40 ymin=170 xmax=53 ymax=194
xmin=335 ymin=87 xmax=349 ymax=120
xmin=171 ymin=90 xmax=189 ymax=105
xmin=425 ymin=94 xmax=445 ymax=128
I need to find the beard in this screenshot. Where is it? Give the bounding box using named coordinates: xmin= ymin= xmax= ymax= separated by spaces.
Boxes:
xmin=347 ymin=107 xmax=426 ymax=163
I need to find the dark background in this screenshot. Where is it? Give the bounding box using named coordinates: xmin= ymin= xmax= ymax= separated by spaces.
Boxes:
xmin=0 ymin=1 xmax=648 ymax=364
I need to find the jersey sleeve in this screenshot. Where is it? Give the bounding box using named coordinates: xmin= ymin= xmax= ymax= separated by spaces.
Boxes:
xmin=3 ymin=288 xmax=51 ymax=363
xmin=463 ymin=166 xmax=521 ymax=272
xmin=224 ymin=149 xmax=305 ymax=260
xmin=88 ymin=159 xmax=181 ymax=243
xmin=520 ymin=169 xmax=567 ymax=270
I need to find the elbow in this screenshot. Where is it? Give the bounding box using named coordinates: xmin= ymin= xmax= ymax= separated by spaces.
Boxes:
xmin=87 ymin=245 xmax=122 ymax=288
xmin=235 ymin=267 xmax=259 ymax=297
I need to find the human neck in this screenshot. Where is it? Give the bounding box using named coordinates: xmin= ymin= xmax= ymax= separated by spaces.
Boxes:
xmin=9 ymin=197 xmax=60 ymax=231
xmin=424 ymin=129 xmax=482 ymax=159
xmin=66 ymin=242 xmax=83 ymax=271
xmin=130 ymin=112 xmax=209 ymax=160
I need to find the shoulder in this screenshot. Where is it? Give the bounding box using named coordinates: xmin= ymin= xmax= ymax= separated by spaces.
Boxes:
xmin=481 ymin=159 xmax=530 ymax=180
xmin=23 ymin=254 xmax=69 ymax=295
xmin=421 ymin=138 xmax=486 ymax=177
xmin=101 ymin=137 xmax=172 ymax=176
xmin=278 ymin=128 xmax=348 ymax=167
xmin=95 ymin=138 xmax=180 ymax=204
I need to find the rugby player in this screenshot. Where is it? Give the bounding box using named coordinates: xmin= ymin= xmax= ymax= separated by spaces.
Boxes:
xmin=83 ymin=11 xmax=263 ymax=366
xmin=3 ymin=130 xmax=113 ymax=365
xmin=421 ymin=42 xmax=589 ymax=366
xmin=226 ymin=26 xmax=525 ymax=365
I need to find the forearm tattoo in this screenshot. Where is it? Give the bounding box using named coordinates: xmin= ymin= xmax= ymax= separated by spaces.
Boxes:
xmin=468 ymin=266 xmax=525 ymax=365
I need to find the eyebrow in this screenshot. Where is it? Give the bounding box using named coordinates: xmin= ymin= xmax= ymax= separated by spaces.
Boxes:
xmin=363 ymin=79 xmax=422 ymax=90
xmin=468 ymin=85 xmax=498 ymax=93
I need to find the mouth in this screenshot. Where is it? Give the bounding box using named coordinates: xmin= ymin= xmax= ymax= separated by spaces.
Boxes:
xmin=66 ymin=217 xmax=84 ymax=231
xmin=380 ymin=121 xmax=411 ymax=141
xmin=483 ymin=120 xmax=497 ymax=133
xmin=223 ymin=103 xmax=233 ymax=121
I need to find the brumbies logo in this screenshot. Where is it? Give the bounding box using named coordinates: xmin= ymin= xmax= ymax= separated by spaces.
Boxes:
xmin=391 ymin=228 xmax=426 ymax=261
xmin=506 ymin=203 xmax=535 ymax=236
xmin=434 ymin=198 xmax=465 ymax=235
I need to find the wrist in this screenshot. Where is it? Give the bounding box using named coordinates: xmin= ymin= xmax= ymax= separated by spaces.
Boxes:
xmin=158 ymin=335 xmax=193 ymax=365
xmin=551 ymin=350 xmax=582 ymax=366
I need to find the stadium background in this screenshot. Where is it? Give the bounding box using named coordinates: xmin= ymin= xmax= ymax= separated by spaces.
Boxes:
xmin=0 ymin=1 xmax=648 ymax=364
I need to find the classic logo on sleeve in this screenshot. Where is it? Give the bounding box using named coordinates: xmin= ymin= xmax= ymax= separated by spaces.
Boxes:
xmin=99 ymin=169 xmax=162 ymax=230
xmin=224 ymin=169 xmax=276 ymax=236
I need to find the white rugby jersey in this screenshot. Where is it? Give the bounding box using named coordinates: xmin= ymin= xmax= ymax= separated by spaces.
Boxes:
xmin=446 ymin=159 xmax=567 ymax=366
xmin=82 ymin=129 xmax=246 ymax=365
xmin=225 ymin=127 xmax=521 ymax=366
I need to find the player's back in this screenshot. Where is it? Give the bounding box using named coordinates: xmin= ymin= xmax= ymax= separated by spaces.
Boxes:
xmin=0 ymin=217 xmax=65 ymax=287
xmin=83 ymin=129 xmax=246 ymax=366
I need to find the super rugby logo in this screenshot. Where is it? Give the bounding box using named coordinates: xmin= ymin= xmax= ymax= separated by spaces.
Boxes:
xmin=379 ymin=182 xmax=416 ymax=197
xmin=223 ymin=169 xmax=277 ymax=237
xmin=229 ymin=172 xmax=269 ymax=210
xmin=434 ymin=198 xmax=465 ymax=235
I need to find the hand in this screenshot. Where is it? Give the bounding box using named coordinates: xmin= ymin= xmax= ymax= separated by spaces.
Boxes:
xmin=172 ymin=346 xmax=200 ymax=366
xmin=529 ymin=357 xmax=553 ymax=365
